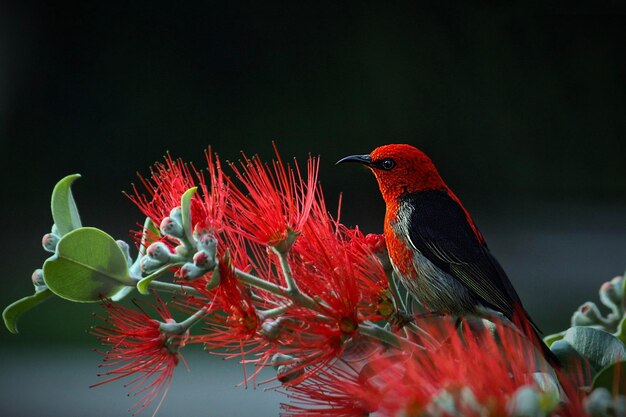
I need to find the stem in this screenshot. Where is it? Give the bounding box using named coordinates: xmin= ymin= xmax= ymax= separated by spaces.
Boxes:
xmin=272 ymin=248 xmax=319 ymax=310
xmin=178 ymin=305 xmax=210 ymax=330
xmin=258 ymin=303 xmax=292 ymax=320
xmin=147 ymin=280 xmax=204 ymax=297
xmin=358 ymin=321 xmax=401 ymax=348
xmin=160 ymin=305 xmax=210 ymax=334
xmin=273 ymin=247 xmax=297 ymax=291
xmin=359 ymin=321 xmax=423 ymax=350
xmin=234 ymin=268 xmax=285 ymax=295
xmin=386 ymin=269 xmax=406 ymax=311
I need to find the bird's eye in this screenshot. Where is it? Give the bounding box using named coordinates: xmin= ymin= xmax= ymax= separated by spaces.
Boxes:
xmin=380 ymin=158 xmax=396 ymax=170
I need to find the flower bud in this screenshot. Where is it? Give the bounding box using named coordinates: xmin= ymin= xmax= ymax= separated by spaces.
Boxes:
xmin=31 ymin=269 xmax=45 ymax=290
xmin=116 ymin=240 xmax=132 ymax=266
xmin=276 ymin=364 xmax=304 ymax=384
xmin=507 ymin=386 xmax=542 ymax=417
xmin=42 ymin=233 xmax=59 ymax=253
xmin=147 ymin=242 xmax=172 ymax=263
xmin=271 ymin=228 xmax=300 ymax=254
xmin=584 ymin=387 xmax=626 ymax=417
xmin=169 ymin=206 xmax=182 ymax=222
xmin=571 ymin=302 xmax=604 ymax=327
xmin=194 ymin=230 xmax=217 ymax=254
xmin=271 ymin=354 xmax=303 ymax=384
xmin=271 ymin=353 xmax=295 ymax=369
xmin=260 ymin=318 xmax=284 ymax=341
xmin=160 ymin=217 xmax=183 ymax=239
xmin=599 ymin=276 xmax=624 ymax=314
xmin=177 ymin=262 xmax=205 ymax=281
xmin=175 ymin=244 xmax=189 ymax=257
xmin=205 ymin=267 xmax=221 ymax=291
xmin=193 ymin=251 xmax=211 ymax=268
xmin=365 ymin=233 xmax=386 ymax=254
xmin=140 ymin=256 xmax=165 ymax=273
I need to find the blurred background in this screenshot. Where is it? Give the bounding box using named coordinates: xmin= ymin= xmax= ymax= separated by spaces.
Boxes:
xmin=1 ymin=1 xmax=625 ymax=416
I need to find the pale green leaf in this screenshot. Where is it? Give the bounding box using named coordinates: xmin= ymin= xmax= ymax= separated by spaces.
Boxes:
xmin=3 ymin=289 xmax=53 ymax=334
xmin=592 ymin=360 xmax=626 ymax=395
xmin=43 ymin=227 xmax=132 ymax=302
xmin=562 ymin=326 xmax=626 ymax=374
xmin=180 ymin=187 xmax=197 ymax=244
xmin=137 ymin=265 xmax=173 ymax=295
xmin=616 ymin=316 xmax=626 ymax=344
xmin=51 ymin=174 xmax=82 ymax=236
xmin=544 ymin=330 xmax=567 ymax=347
xmin=138 ymin=217 xmax=160 ymax=257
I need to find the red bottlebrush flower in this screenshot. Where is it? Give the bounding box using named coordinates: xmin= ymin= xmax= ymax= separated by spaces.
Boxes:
xmin=364 ymin=233 xmax=386 ymax=255
xmin=192 ymin=148 xmax=229 ymax=234
xmin=227 ymin=144 xmax=319 ymax=248
xmin=128 ymin=154 xmax=198 ymax=226
xmin=200 ymin=256 xmax=261 ymax=350
xmin=91 ymin=297 xmax=187 ymax=416
xmin=279 ymin=356 xmax=377 ymax=417
xmin=128 ymin=148 xmax=229 ymax=238
xmin=281 ymin=318 xmax=586 ymax=417
xmin=250 ymin=193 xmax=390 ymax=386
xmin=291 ymin=190 xmax=390 ymax=326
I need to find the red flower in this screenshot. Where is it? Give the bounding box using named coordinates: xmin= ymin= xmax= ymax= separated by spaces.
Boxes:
xmin=191 ymin=149 xmax=229 ymax=234
xmin=128 ymin=154 xmax=198 ymax=227
xmin=227 ymin=144 xmax=319 ymax=248
xmin=128 ymin=149 xmax=229 ymax=239
xmin=290 ymin=190 xmax=390 ymax=326
xmin=199 ymin=256 xmax=261 ymax=349
xmin=248 ymin=193 xmax=390 ymax=386
xmin=91 ymin=297 xmax=187 ymax=416
xmin=281 ymin=318 xmax=586 ymax=417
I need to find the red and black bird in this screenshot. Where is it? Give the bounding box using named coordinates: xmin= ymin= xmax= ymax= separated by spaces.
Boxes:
xmin=338 ymin=144 xmax=556 ymax=363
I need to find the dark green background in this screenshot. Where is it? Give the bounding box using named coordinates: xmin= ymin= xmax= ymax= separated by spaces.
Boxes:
xmin=1 ymin=2 xmax=625 ymax=416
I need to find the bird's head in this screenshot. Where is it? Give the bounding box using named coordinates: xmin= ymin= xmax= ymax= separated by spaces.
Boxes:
xmin=337 ymin=144 xmax=445 ymax=201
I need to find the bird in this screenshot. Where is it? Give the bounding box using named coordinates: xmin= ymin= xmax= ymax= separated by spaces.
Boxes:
xmin=337 ymin=143 xmax=558 ymax=365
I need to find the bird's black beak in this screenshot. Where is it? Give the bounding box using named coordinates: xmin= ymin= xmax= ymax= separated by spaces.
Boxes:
xmin=336 ymin=154 xmax=372 ymax=166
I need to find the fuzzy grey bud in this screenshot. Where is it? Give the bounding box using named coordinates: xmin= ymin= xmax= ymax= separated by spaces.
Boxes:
xmin=599 ymin=276 xmax=624 ymax=314
xmin=31 ymin=269 xmax=45 ymax=290
xmin=193 ymin=251 xmax=209 ymax=267
xmin=169 ymin=207 xmax=182 ymax=224
xmin=260 ymin=318 xmax=284 ymax=341
xmin=42 ymin=233 xmax=59 ymax=253
xmin=160 ymin=217 xmax=184 ymax=238
xmin=571 ymin=302 xmax=604 ymax=327
xmin=584 ymin=387 xmax=626 ymax=417
xmin=195 ymin=232 xmax=217 ymax=254
xmin=507 ymin=386 xmax=542 ymax=417
xmin=116 ymin=240 xmax=132 ymax=266
xmin=147 ymin=242 xmax=172 ymax=263
xmin=178 ymin=262 xmax=206 ymax=281
xmin=271 ymin=354 xmax=303 ymax=384
xmin=140 ymin=256 xmax=165 ymax=273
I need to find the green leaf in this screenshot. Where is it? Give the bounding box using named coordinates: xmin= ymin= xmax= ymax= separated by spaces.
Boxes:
xmin=43 ymin=227 xmax=132 ymax=302
xmin=615 ymin=315 xmax=626 ymax=344
xmin=550 ymin=339 xmax=591 ymax=384
xmin=544 ymin=330 xmax=567 ymax=347
xmin=110 ymin=286 xmax=134 ymax=302
xmin=136 ymin=265 xmax=173 ymax=295
xmin=51 ymin=174 xmax=82 ymax=236
xmin=138 ymin=217 xmax=160 ymax=257
xmin=3 ymin=289 xmax=53 ymax=334
xmin=562 ymin=326 xmax=626 ymax=374
xmin=592 ymin=360 xmax=626 ymax=395
xmin=180 ymin=187 xmax=197 ymax=244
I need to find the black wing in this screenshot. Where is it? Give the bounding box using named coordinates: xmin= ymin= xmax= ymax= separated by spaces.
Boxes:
xmin=401 ymin=190 xmax=522 ymax=320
